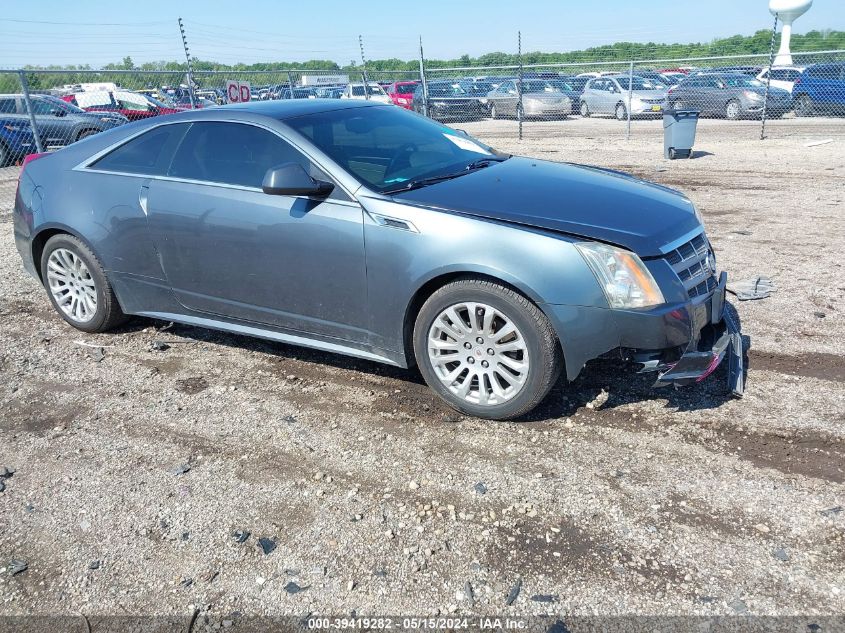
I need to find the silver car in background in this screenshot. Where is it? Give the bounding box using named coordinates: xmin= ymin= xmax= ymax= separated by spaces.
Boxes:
xmin=487 ymin=79 xmax=572 ymax=119
xmin=580 ymin=75 xmax=667 ymax=120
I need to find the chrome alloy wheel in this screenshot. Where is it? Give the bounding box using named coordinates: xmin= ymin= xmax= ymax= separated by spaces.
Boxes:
xmin=427 ymin=302 xmax=530 ymax=406
xmin=46 ymin=248 xmax=97 ymax=323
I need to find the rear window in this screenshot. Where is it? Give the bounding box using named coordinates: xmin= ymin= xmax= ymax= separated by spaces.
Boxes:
xmin=91 ymin=123 xmax=189 ymax=175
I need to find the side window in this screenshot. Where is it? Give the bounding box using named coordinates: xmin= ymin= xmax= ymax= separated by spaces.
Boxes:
xmin=91 ymin=123 xmax=189 ymax=176
xmin=28 ymin=99 xmax=57 ymax=115
xmin=168 ymin=121 xmax=320 ymax=189
xmin=0 ymin=98 xmax=18 ymax=113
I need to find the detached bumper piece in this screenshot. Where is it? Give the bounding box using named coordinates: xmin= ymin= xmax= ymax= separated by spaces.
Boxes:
xmin=653 ymin=273 xmax=745 ymax=397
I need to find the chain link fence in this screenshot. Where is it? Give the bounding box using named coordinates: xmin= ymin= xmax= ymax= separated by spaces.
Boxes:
xmin=2 ymin=47 xmax=844 ymax=211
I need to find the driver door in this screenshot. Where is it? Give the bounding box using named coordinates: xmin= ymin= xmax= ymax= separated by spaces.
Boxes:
xmin=144 ymin=121 xmax=369 ymax=344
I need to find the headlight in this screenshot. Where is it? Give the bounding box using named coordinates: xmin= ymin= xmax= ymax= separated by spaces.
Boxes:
xmin=575 ymin=242 xmax=665 ymax=309
xmin=744 ymin=91 xmax=763 ymax=100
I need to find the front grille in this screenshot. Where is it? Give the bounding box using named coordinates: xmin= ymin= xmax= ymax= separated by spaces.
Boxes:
xmin=663 ymin=233 xmax=717 ymax=298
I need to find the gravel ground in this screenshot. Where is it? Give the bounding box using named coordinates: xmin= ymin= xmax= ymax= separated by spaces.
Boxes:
xmin=0 ymin=116 xmax=843 ymax=624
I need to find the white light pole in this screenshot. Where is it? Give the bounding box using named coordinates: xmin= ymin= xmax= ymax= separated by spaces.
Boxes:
xmin=769 ymin=0 xmax=813 ymax=66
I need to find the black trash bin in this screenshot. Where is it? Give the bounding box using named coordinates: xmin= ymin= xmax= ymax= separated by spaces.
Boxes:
xmin=663 ymin=109 xmax=699 ymax=159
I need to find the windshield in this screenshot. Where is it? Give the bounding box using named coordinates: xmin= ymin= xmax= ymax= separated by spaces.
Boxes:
xmin=286 ymin=106 xmax=501 ymax=193
xmin=428 ymin=83 xmax=467 ymax=97
xmin=395 ymin=83 xmax=417 ymax=94
xmin=548 ymin=80 xmax=574 ymax=92
xmin=521 ymin=80 xmax=562 ymax=93
xmin=722 ymin=76 xmax=765 ymax=88
xmin=462 ymin=81 xmax=493 ymax=95
xmin=145 ymin=95 xmax=172 ymax=109
xmin=616 ymin=77 xmax=665 ymax=91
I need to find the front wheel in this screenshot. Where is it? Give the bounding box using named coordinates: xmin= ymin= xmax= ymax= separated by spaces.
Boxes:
xmin=413 ymin=278 xmax=562 ymax=420
xmin=580 ymin=101 xmax=590 ymax=117
xmin=615 ymin=102 xmax=627 ymax=121
xmin=725 ymin=99 xmax=741 ymax=120
xmin=794 ymin=95 xmax=813 ymax=117
xmin=490 ymin=103 xmax=499 ymax=119
xmin=41 ymin=234 xmax=128 ymax=333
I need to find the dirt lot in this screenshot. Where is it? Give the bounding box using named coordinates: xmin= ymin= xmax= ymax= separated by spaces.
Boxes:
xmin=0 ymin=116 xmax=843 ymax=625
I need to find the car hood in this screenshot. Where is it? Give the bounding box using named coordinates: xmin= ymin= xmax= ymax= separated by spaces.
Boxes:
xmin=632 ymin=90 xmax=667 ymax=99
xmin=393 ymin=157 xmax=701 ymax=256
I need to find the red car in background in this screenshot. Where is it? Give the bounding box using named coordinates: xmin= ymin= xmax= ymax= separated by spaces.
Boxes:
xmin=61 ymin=90 xmax=183 ymax=121
xmin=385 ymin=81 xmax=419 ymax=109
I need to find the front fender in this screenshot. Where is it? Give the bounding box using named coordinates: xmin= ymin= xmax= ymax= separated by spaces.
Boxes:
xmin=359 ymin=197 xmax=608 ymax=367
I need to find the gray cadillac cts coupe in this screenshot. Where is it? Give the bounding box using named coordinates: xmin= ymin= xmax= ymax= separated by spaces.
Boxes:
xmin=14 ymin=100 xmax=744 ymax=420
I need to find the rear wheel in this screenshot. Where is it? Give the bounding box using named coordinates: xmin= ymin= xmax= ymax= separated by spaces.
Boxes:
xmin=41 ymin=234 xmax=128 ymax=333
xmin=413 ymin=278 xmax=562 ymax=420
xmin=724 ymin=99 xmax=742 ymax=120
xmin=490 ymin=103 xmax=499 ymax=119
xmin=671 ymin=100 xmax=685 ymax=110
xmin=579 ymin=101 xmax=590 ymax=117
xmin=615 ymin=102 xmax=627 ymax=121
xmin=794 ymin=94 xmax=814 ymax=117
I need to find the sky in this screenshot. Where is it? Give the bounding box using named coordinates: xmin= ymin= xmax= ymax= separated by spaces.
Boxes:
xmin=1 ymin=0 xmax=842 ymax=68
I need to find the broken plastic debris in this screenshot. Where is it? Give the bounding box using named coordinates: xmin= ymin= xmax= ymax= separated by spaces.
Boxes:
xmin=727 ymin=276 xmax=776 ymax=301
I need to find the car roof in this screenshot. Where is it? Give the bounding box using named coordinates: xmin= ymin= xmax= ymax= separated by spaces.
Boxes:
xmin=225 ymin=98 xmax=385 ymax=119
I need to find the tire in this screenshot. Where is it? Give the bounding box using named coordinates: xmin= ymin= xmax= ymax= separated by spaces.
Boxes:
xmin=40 ymin=234 xmax=128 ymax=333
xmin=490 ymin=103 xmax=499 ymax=119
xmin=671 ymin=100 xmax=685 ymax=110
xmin=794 ymin=95 xmax=813 ymax=117
xmin=724 ymin=99 xmax=741 ymax=120
xmin=75 ymin=129 xmax=99 ymax=142
xmin=413 ymin=277 xmax=562 ymax=420
xmin=668 ymin=147 xmax=677 ymax=160
xmin=615 ymin=102 xmax=627 ymax=121
xmin=580 ymin=101 xmax=590 ymax=117
xmin=0 ymin=142 xmax=8 ymax=168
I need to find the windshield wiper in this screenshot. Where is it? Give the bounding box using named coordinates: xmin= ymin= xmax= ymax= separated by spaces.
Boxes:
xmin=464 ymin=155 xmax=510 ymax=170
xmin=384 ymin=155 xmax=511 ymax=194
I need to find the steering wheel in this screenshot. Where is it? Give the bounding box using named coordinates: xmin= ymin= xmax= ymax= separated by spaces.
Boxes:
xmin=384 ymin=142 xmax=419 ymax=180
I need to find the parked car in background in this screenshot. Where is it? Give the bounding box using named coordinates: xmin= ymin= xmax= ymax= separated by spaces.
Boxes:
xmin=791 ymin=62 xmax=845 ymax=117
xmin=580 ymin=76 xmax=667 ymax=120
xmin=63 ymin=90 xmax=182 ymax=120
xmin=412 ymin=81 xmax=488 ymax=121
xmin=458 ymin=80 xmax=495 ymax=113
xmin=560 ymin=76 xmax=591 ymax=105
xmin=700 ymin=65 xmax=762 ymax=77
xmin=341 ymin=83 xmax=391 ymax=103
xmin=486 ymin=79 xmax=572 ymax=120
xmin=756 ymin=66 xmax=805 ymax=93
xmin=385 ymin=81 xmax=419 ymax=109
xmin=171 ymin=95 xmax=217 ymax=109
xmin=314 ymin=86 xmax=345 ymax=99
xmin=660 ymin=71 xmax=688 ymax=84
xmin=0 ymin=116 xmax=35 ymax=166
xmin=0 ymin=93 xmax=127 ymax=147
xmin=282 ymin=88 xmax=315 ymax=100
xmin=630 ymin=70 xmax=673 ymax=87
xmin=13 ymin=99 xmax=742 ymax=419
xmin=668 ymin=73 xmax=793 ymax=119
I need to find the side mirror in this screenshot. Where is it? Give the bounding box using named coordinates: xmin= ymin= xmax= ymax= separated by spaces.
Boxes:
xmin=262 ymin=162 xmax=334 ymax=197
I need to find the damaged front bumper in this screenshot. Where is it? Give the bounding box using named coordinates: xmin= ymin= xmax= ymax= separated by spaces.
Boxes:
xmin=651 ymin=272 xmax=745 ymax=397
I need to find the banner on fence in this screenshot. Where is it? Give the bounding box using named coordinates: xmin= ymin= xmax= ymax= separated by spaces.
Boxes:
xmin=225 ymin=80 xmax=251 ymax=103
